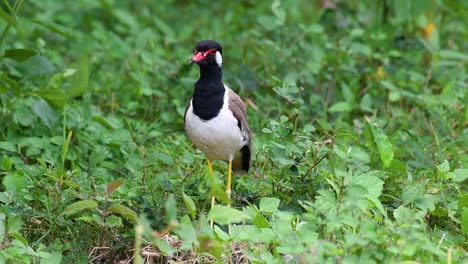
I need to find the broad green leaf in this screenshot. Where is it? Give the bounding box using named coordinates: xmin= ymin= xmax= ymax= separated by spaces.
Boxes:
xmin=259 ymin=197 xmax=280 ymax=213
xmin=3 ymin=49 xmax=37 ymax=62
xmin=108 ymin=204 xmax=138 ymax=223
xmin=19 ymin=55 xmax=56 ymax=77
xmin=197 ymin=235 xmax=223 ymax=258
xmin=1 ymin=155 xmax=12 ymax=171
xmin=105 ymin=215 xmax=123 ymax=228
xmin=208 ymin=205 xmax=250 ymax=225
xmin=175 ymin=216 xmax=196 ymax=250
xmin=36 ymin=87 xmax=68 ymax=109
xmin=62 ymin=200 xmax=98 ymax=216
xmin=461 ymin=208 xmax=468 ymax=235
xmin=213 ymin=225 xmax=229 ymax=241
xmin=393 ymin=206 xmax=414 ymax=224
xmin=154 ymin=152 xmax=174 ymax=165
xmin=436 ymin=160 xmax=452 ymax=179
xmin=415 ymin=194 xmax=436 ymax=211
xmin=253 ymin=213 xmax=270 ymax=228
xmin=458 ymin=194 xmax=468 ymax=211
xmin=453 ymin=169 xmax=468 ymax=183
xmin=67 ymin=54 xmax=89 ymax=98
xmin=329 ymin=101 xmax=352 ymax=113
xmin=165 ymin=194 xmax=177 ymax=224
xmin=38 ymin=251 xmax=62 ymax=264
xmin=106 ymin=179 xmax=124 ymax=195
xmin=182 ymin=193 xmax=196 ymax=219
xmin=92 ymin=214 xmax=104 ymax=226
xmin=154 ymin=239 xmax=174 ymax=255
xmin=388 ymin=159 xmax=407 ymax=175
xmin=14 ymin=103 xmax=36 ymax=127
xmin=0 ymin=142 xmax=16 ymax=152
xmin=210 ymin=183 xmax=229 ymax=204
xmin=3 ymin=173 xmax=28 ymax=194
xmin=346 ymin=184 xmax=368 ymax=199
xmin=437 ymin=160 xmax=450 ymax=173
xmin=352 ymin=171 xmax=384 ymax=199
xmin=402 ymin=182 xmax=426 ymax=205
xmin=32 ymin=99 xmax=59 ymax=129
xmin=92 ymin=115 xmax=117 ymax=130
xmin=368 ymin=122 xmax=394 ymax=168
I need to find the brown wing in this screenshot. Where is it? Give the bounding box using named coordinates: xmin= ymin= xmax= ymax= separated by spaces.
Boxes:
xmin=228 ymin=88 xmax=252 ymax=172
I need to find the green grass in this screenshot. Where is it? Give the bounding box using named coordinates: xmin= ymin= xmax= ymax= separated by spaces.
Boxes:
xmin=0 ymin=0 xmax=467 ymax=263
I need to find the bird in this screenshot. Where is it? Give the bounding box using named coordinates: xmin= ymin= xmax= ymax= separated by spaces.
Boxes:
xmin=184 ymin=40 xmax=252 ymax=227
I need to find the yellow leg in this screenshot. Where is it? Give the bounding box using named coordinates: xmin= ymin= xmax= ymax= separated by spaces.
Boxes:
xmin=227 ymin=160 xmax=232 ymax=204
xmin=227 ymin=160 xmax=232 ymax=234
xmin=207 ymin=159 xmax=215 ymax=228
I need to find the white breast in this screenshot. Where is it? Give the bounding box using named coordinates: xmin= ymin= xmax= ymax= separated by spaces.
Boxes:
xmin=185 ymin=87 xmax=243 ymax=161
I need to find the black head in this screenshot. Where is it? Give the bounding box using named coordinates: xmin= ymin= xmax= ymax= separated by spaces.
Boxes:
xmin=189 ymin=40 xmax=223 ymax=67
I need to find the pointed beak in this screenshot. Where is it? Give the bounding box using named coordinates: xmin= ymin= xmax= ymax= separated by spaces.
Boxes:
xmin=188 ymin=51 xmax=205 ymax=64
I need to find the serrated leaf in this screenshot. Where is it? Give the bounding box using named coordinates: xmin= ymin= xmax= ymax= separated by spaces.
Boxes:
xmin=259 ymin=197 xmax=280 ymax=213
xmin=402 ymin=182 xmax=426 ymax=205
xmin=106 ymin=179 xmax=124 ymax=195
xmin=367 ymin=123 xmax=394 ymax=168
xmin=108 ymin=204 xmax=138 ymax=223
xmin=62 ymin=200 xmax=98 ymax=216
xmin=182 ymin=193 xmax=196 ymax=219
xmin=3 ymin=49 xmax=37 ymax=62
xmin=208 ymin=205 xmax=250 ymax=225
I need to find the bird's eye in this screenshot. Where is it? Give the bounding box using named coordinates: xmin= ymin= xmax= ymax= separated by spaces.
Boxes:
xmin=205 ymin=48 xmax=217 ymax=56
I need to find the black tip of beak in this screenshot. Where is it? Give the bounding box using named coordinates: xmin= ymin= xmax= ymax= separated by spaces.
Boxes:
xmin=187 ymin=58 xmax=195 ymax=64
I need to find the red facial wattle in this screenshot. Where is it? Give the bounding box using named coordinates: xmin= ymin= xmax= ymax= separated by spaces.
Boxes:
xmin=192 ymin=48 xmax=217 ymax=63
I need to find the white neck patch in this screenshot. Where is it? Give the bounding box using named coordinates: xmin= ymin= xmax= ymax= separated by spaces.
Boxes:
xmin=215 ymin=51 xmax=222 ymax=67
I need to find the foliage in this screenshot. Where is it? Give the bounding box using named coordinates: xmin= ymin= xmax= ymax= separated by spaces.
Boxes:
xmin=0 ymin=0 xmax=467 ymax=263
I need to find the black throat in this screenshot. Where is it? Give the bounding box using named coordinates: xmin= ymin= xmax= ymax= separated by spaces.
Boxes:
xmin=192 ymin=63 xmax=225 ymax=121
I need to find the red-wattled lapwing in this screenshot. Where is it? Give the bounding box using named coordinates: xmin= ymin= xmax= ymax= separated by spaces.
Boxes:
xmin=185 ymin=40 xmax=252 ymax=227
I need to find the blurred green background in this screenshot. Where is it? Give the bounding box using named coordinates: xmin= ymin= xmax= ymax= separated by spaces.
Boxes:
xmin=0 ymin=0 xmax=466 ymax=263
